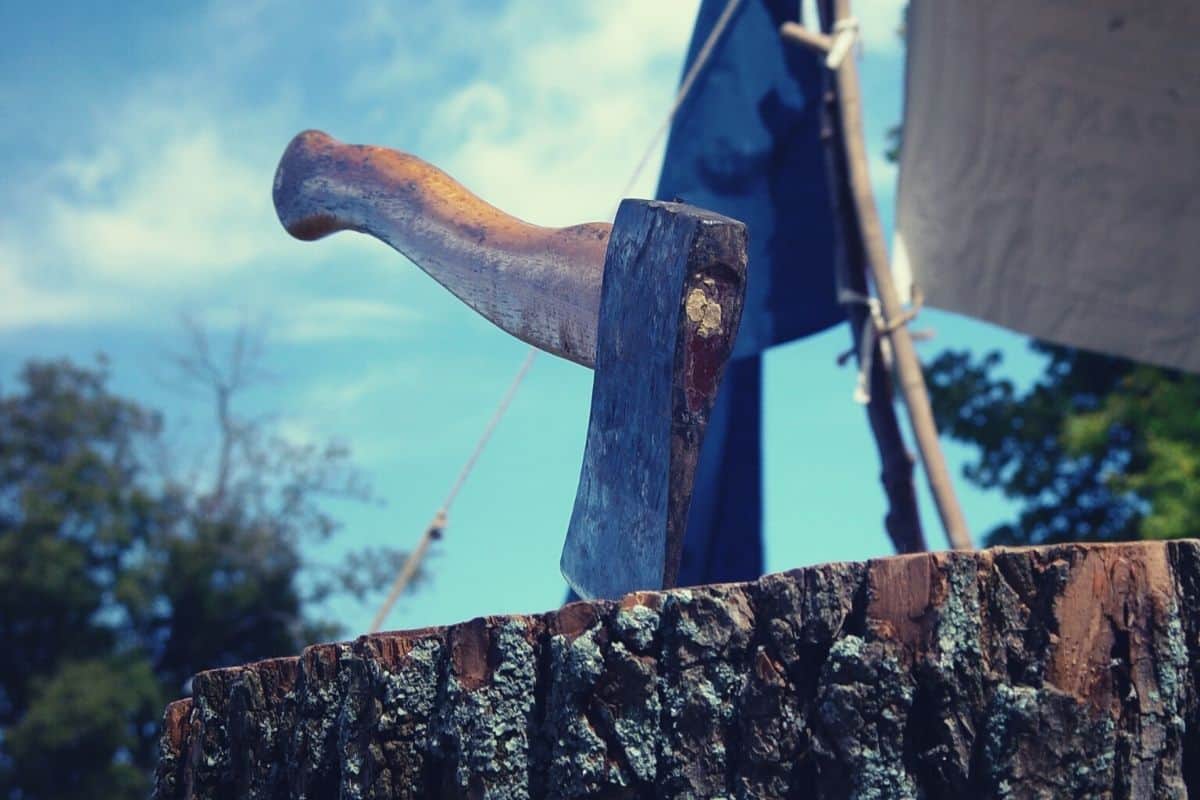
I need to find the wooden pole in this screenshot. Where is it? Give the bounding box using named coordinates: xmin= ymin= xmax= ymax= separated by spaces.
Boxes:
xmin=783 ymin=4 xmax=972 ymax=550
xmin=368 ymin=512 xmax=443 ymax=634
xmin=811 ymin=32 xmax=926 ymax=555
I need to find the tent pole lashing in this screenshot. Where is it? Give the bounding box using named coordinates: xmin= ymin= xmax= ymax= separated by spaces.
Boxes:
xmin=782 ymin=3 xmax=973 ymax=551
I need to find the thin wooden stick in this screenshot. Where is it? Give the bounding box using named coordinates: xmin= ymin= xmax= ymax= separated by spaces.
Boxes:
xmin=807 ymin=18 xmax=927 ymax=555
xmin=786 ymin=2 xmax=972 ymax=550
xmin=779 ymin=21 xmax=832 ymax=54
xmin=368 ymin=512 xmax=443 ymax=634
xmin=833 ymin=0 xmax=970 ymax=549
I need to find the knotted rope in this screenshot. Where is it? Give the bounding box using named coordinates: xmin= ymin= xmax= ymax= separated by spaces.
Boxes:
xmin=837 ymin=286 xmax=927 ymax=404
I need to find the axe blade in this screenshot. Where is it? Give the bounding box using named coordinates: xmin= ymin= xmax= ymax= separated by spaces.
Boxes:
xmin=561 ymin=200 xmax=748 ymax=600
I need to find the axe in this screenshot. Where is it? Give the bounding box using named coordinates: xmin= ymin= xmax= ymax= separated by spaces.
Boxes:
xmin=273 ymin=130 xmax=748 ymax=599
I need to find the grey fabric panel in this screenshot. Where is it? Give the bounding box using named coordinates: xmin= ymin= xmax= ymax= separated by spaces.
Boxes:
xmin=896 ymin=0 xmax=1200 ymax=373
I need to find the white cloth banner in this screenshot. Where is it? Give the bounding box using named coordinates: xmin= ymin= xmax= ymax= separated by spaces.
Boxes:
xmin=895 ymin=0 xmax=1200 ymax=373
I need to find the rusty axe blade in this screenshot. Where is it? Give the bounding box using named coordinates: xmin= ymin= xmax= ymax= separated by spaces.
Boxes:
xmin=273 ymin=130 xmax=748 ymax=599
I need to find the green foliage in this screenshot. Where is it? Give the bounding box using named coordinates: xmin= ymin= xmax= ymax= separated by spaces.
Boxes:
xmin=1062 ymin=365 xmax=1200 ymax=540
xmin=926 ymin=342 xmax=1200 ymax=546
xmin=6 ymin=658 xmax=160 ymax=799
xmin=0 ymin=357 xmax=396 ymax=798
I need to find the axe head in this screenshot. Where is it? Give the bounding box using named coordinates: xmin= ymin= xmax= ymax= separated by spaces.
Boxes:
xmin=561 ymin=199 xmax=748 ymax=600
xmin=269 ymin=132 xmax=748 ymax=600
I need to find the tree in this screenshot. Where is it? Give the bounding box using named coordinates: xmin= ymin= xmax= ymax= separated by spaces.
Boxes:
xmin=0 ymin=342 xmax=408 ymax=799
xmin=0 ymin=359 xmax=167 ymax=798
xmin=925 ymin=341 xmax=1200 ymax=546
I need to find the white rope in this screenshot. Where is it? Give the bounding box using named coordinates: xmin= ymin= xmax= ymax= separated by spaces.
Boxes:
xmin=838 ymin=286 xmax=931 ymax=404
xmin=367 ymin=351 xmax=535 ymax=633
xmin=825 ymin=16 xmax=859 ymax=69
xmin=368 ymin=0 xmax=745 ymax=632
xmin=441 ymin=348 xmax=537 ymax=513
xmin=839 ymin=289 xmax=887 ymax=404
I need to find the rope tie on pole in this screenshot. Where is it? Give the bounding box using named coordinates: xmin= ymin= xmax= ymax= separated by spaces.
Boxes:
xmin=820 ymin=0 xmax=971 ymax=548
xmin=837 ymin=287 xmax=928 ymax=404
xmin=825 ymin=17 xmax=859 ymax=69
xmin=367 ymin=0 xmax=746 ymax=632
xmin=778 ymin=18 xmax=858 ymax=69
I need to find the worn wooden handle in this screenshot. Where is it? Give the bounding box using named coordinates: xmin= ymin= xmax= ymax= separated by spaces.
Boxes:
xmin=273 ymin=130 xmax=611 ymax=366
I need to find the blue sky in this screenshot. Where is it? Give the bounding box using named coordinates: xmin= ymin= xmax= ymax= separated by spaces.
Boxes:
xmin=1 ymin=1 xmax=1043 ymax=634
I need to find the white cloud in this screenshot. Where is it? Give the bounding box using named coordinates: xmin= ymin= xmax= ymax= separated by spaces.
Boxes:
xmin=0 ymin=90 xmax=426 ymax=343
xmin=302 ymin=361 xmax=421 ymax=411
xmin=46 ymin=124 xmax=292 ymax=286
xmin=273 ymin=298 xmax=422 ymax=344
xmin=340 ymin=3 xmax=466 ymax=101
xmin=350 ymin=0 xmax=903 ymax=238
xmin=410 ymin=0 xmax=701 ymax=226
xmin=273 ymin=416 xmax=324 ymax=447
xmin=0 ymin=243 xmax=115 ymax=329
xmin=0 ymin=0 xmax=351 ymax=336
xmin=515 ymin=2 xmax=698 ymax=90
xmin=53 ymin=147 xmax=123 ymax=195
xmin=430 ymin=82 xmax=513 ymax=145
xmin=0 ymin=0 xmax=910 ymax=341
xmin=179 ymin=296 xmax=422 ymax=344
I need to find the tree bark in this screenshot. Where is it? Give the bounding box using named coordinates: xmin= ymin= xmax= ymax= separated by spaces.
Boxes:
xmin=155 ymin=540 xmax=1200 ymax=799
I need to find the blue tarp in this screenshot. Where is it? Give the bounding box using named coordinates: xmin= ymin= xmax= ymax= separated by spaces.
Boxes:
xmin=659 ymin=0 xmax=844 ymax=587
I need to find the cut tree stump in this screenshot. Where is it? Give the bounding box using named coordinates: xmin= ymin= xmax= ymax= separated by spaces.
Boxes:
xmin=154 ymin=540 xmax=1200 ymax=799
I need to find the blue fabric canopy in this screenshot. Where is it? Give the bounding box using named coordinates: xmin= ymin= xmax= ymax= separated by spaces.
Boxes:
xmin=659 ymin=0 xmax=844 ymax=587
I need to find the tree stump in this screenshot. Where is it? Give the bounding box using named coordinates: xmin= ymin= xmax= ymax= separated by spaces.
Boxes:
xmin=154 ymin=540 xmax=1200 ymax=799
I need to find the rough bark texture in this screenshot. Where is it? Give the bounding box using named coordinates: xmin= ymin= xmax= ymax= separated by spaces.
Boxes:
xmin=155 ymin=540 xmax=1200 ymax=799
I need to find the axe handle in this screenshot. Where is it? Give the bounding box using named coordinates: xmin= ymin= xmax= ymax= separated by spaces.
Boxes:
xmin=273 ymin=130 xmax=610 ymax=367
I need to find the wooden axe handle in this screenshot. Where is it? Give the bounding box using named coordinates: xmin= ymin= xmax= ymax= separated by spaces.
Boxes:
xmin=273 ymin=130 xmax=611 ymax=367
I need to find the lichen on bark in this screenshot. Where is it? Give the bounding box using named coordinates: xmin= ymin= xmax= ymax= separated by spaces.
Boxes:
xmin=155 ymin=540 xmax=1200 ymax=799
